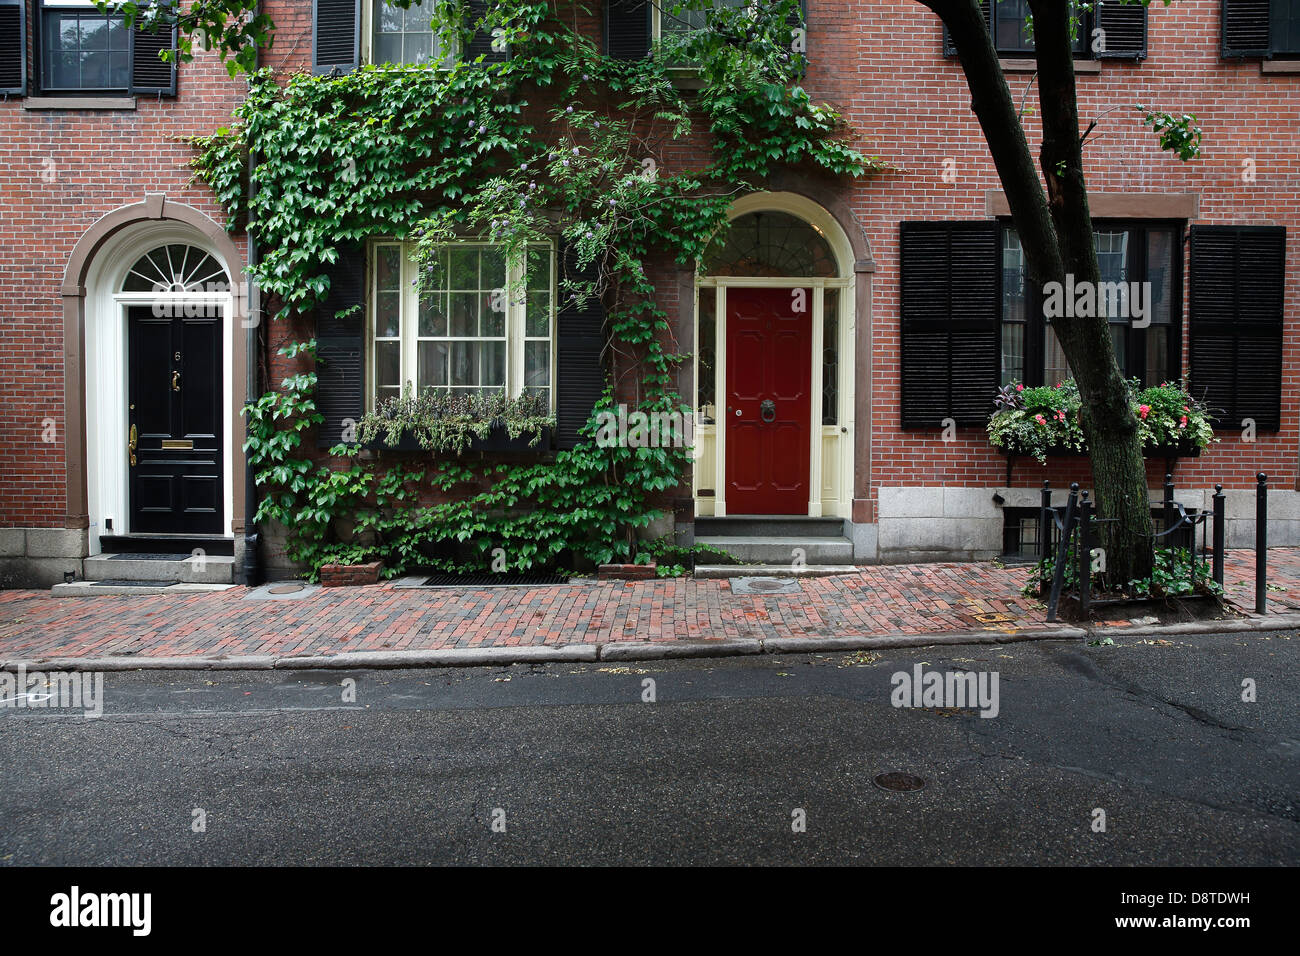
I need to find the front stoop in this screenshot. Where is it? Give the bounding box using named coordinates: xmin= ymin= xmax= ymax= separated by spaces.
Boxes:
xmin=53 ymin=552 xmax=238 ymax=595
xmin=695 ymin=515 xmax=855 ymax=575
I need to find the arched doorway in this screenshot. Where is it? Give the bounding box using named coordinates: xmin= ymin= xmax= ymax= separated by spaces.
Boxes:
xmin=693 ymin=193 xmax=855 ymax=518
xmin=67 ymin=200 xmax=244 ymax=554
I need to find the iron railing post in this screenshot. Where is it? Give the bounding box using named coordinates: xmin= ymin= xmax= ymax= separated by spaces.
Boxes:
xmin=1078 ymin=492 xmax=1092 ymax=616
xmin=1047 ymin=483 xmax=1079 ymax=623
xmin=1256 ymin=473 xmax=1268 ymax=615
xmin=1163 ymin=472 xmax=1175 ymax=547
xmin=1212 ymin=483 xmax=1225 ymax=588
xmin=1039 ymin=480 xmax=1052 ymax=559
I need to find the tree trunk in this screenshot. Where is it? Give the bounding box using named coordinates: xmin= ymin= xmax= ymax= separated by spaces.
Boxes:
xmin=921 ymin=0 xmax=1154 ymax=584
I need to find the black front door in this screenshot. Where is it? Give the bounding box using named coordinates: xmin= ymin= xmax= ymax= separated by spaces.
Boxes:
xmin=127 ymin=305 xmax=223 ymax=535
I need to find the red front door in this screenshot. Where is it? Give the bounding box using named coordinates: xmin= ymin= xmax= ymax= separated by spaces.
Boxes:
xmin=724 ymin=287 xmax=812 ymax=515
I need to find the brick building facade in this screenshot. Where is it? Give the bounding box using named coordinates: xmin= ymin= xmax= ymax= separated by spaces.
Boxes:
xmin=0 ymin=0 xmax=1294 ymax=586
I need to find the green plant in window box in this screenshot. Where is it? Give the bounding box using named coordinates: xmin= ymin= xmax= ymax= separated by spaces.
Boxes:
xmin=989 ymin=379 xmax=1216 ymax=464
xmin=357 ymin=384 xmax=556 ymax=455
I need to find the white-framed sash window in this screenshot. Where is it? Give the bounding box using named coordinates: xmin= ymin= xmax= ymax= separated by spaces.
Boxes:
xmin=370 ymin=241 xmax=554 ymax=410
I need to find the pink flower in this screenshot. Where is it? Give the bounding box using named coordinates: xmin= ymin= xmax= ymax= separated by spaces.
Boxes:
xmin=1180 ymin=416 xmax=1188 ymax=428
xmin=1183 ymin=405 xmax=1190 ymax=412
xmin=1034 ymin=414 xmax=1047 ymax=425
xmin=1139 ymin=404 xmax=1150 ymax=419
xmin=1016 ymin=384 xmax=1024 ymax=392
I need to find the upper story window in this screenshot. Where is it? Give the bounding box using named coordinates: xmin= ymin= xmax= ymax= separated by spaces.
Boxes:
xmin=1223 ymin=0 xmax=1300 ymax=56
xmin=367 ymin=0 xmax=450 ymax=66
xmin=1273 ymin=0 xmax=1300 ymax=54
xmin=370 ymin=241 xmax=554 ymax=409
xmin=40 ymin=0 xmax=130 ymax=92
xmin=944 ymin=0 xmax=1145 ymax=60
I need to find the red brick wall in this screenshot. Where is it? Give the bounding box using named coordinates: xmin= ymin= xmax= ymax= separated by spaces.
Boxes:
xmin=0 ymin=1 xmax=249 ymax=529
xmin=4 ymin=0 xmax=1294 ymax=534
xmin=824 ymin=0 xmax=1298 ymax=503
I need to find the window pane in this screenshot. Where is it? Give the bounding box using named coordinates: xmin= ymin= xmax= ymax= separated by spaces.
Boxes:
xmin=1146 ymin=229 xmax=1175 ymax=326
xmin=1095 ymin=229 xmax=1129 ymax=321
xmin=697 ymin=290 xmax=715 ymax=419
xmin=374 ymin=34 xmax=402 ymax=65
xmin=480 ymin=247 xmax=507 ymax=289
xmin=482 ymin=293 xmax=506 ymax=337
xmin=376 ymin=292 xmax=400 ymax=338
xmin=376 ymin=246 xmax=401 ymax=290
xmin=1044 ymin=326 xmax=1071 ymax=386
xmin=375 ymin=341 xmax=401 ymax=389
xmin=418 ymin=293 xmax=447 ymax=337
xmin=822 ymin=289 xmax=838 ymax=426
xmin=448 ymin=248 xmax=478 ymax=289
xmin=417 ymin=341 xmax=448 ymax=389
xmin=524 ymin=341 xmax=549 ymax=390
xmin=1001 ymin=324 xmax=1025 ymax=385
xmin=525 ymin=290 xmax=551 ymax=337
xmin=1146 ymin=327 xmax=1169 ymax=386
xmin=449 ymin=292 xmax=478 ymax=337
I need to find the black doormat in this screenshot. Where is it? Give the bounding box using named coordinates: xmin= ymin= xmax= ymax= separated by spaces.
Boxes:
xmin=90 ymin=579 xmax=177 ymax=587
xmin=418 ymin=572 xmax=571 ymax=588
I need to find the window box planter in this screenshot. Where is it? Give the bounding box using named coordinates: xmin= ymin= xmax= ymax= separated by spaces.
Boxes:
xmin=320 ymin=561 xmax=383 ymax=587
xmin=364 ymin=423 xmax=553 ymax=455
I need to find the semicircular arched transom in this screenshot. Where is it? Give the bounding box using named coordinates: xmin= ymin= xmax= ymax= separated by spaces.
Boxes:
xmin=121 ymin=244 xmax=229 ymax=294
xmin=702 ymin=211 xmax=838 ymax=278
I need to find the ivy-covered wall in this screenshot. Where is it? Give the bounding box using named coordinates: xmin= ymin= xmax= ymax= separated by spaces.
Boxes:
xmin=194 ymin=0 xmax=881 ymax=580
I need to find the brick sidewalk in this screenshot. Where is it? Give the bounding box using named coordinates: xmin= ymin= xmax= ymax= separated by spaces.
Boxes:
xmin=0 ymin=549 xmax=1297 ymax=663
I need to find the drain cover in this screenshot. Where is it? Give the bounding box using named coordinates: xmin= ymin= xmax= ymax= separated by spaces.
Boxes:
xmin=268 ymin=583 xmax=304 ymax=595
xmin=731 ymin=577 xmax=802 ymax=595
xmin=873 ymin=772 xmax=926 ymax=792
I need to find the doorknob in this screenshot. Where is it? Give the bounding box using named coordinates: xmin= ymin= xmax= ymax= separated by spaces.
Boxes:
xmin=171 ymin=371 xmax=181 ymax=392
xmin=760 ymin=399 xmax=776 ymax=423
xmin=128 ymin=423 xmax=137 ymax=468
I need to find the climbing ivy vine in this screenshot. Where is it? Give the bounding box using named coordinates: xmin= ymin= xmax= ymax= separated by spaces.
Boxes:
xmin=194 ymin=0 xmax=885 ymax=579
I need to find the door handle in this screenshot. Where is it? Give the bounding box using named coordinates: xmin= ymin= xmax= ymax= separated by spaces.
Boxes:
xmin=760 ymin=399 xmax=776 ymax=423
xmin=172 ymin=371 xmax=181 ymax=392
xmin=128 ymin=424 xmax=137 ymax=467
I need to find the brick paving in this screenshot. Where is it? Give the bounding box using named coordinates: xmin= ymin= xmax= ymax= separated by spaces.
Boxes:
xmin=0 ymin=549 xmax=1297 ymax=662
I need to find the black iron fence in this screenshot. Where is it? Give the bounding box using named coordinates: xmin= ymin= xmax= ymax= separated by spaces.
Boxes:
xmin=1039 ymin=473 xmax=1271 ymax=622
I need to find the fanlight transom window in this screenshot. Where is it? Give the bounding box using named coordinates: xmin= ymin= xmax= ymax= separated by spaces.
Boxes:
xmin=703 ymin=211 xmax=838 ymax=278
xmin=122 ymin=244 xmax=228 ymax=293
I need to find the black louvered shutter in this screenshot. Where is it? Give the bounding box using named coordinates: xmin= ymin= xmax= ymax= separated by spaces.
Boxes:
xmin=554 ymin=239 xmax=606 ymax=450
xmin=313 ymin=0 xmax=360 ymax=75
xmin=1095 ymin=1 xmax=1147 ymax=59
xmin=315 ymin=245 xmax=367 ymax=448
xmin=0 ymin=0 xmax=25 ymax=96
xmin=605 ymin=0 xmax=651 ymax=59
xmin=130 ymin=4 xmax=178 ymax=96
xmin=900 ymin=221 xmax=1001 ymax=428
xmin=943 ymin=0 xmax=992 ymax=57
xmin=1189 ymin=226 xmax=1286 ymax=432
xmin=465 ymin=0 xmax=509 ymax=62
xmin=1222 ymin=0 xmax=1272 ymax=56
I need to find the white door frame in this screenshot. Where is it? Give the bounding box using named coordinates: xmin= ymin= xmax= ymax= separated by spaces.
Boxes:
xmin=84 ymin=230 xmax=235 ymax=555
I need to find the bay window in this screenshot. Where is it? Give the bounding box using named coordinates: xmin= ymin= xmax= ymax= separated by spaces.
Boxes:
xmin=370 ymin=242 xmax=554 ymax=409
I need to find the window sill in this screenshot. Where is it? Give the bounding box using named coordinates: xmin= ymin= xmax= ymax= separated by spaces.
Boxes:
xmin=1261 ymin=59 xmax=1300 ymax=74
xmin=23 ymin=96 xmax=136 ymax=111
xmin=999 ymin=58 xmax=1100 ymax=74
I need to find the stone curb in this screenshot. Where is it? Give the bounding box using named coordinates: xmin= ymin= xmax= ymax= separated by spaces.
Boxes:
xmin=1 ymin=615 xmax=1293 ymax=673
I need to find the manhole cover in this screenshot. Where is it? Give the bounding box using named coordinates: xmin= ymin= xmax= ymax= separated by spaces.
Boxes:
xmin=873 ymin=772 xmax=926 ymax=792
xmin=731 ymin=577 xmax=802 ymax=595
xmin=268 ymin=583 xmax=305 ymax=595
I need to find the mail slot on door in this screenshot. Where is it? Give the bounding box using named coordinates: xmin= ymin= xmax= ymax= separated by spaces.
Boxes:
xmin=161 ymin=439 xmax=195 ymax=450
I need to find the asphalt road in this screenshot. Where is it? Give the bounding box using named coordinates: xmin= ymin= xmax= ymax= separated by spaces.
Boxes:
xmin=0 ymin=630 xmax=1296 ymax=865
